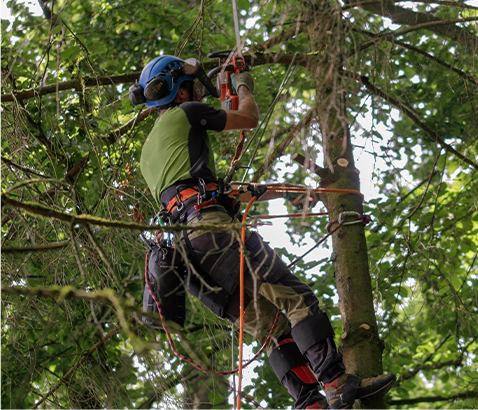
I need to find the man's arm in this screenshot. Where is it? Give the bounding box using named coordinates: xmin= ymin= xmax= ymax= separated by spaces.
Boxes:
xmin=223 ymin=86 xmax=259 ymax=131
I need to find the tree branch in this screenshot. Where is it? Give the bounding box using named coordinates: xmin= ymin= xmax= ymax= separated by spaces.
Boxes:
xmin=0 ymin=194 xmax=248 ymax=233
xmin=1 ymin=153 xmax=90 ymax=226
xmin=291 ymin=152 xmax=328 ymax=179
xmin=2 ymin=241 xmax=70 ymax=254
xmin=399 ymin=359 xmax=461 ymax=383
xmin=353 ymin=28 xmax=477 ymax=86
xmin=1 ymin=72 xmax=141 ymax=102
xmin=357 ymin=75 xmax=478 ymax=170
xmin=1 ymin=53 xmax=316 ymax=103
xmin=352 ymin=0 xmax=478 ymax=51
xmin=1 ymin=156 xmax=52 ymax=178
xmin=356 ymin=17 xmax=478 ymax=55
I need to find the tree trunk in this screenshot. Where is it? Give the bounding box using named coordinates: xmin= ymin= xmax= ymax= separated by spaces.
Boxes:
xmin=304 ymin=1 xmax=386 ymax=407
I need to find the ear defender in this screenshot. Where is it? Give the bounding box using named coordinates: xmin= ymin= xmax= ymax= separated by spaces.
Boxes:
xmin=129 ymin=82 xmax=147 ymax=106
xmin=144 ymin=76 xmax=170 ymax=102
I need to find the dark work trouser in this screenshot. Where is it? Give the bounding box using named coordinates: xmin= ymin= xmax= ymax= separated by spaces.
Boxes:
xmin=182 ymin=208 xmax=345 ymax=405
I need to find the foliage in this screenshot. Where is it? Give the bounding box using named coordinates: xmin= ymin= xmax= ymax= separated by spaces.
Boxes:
xmin=1 ymin=0 xmax=477 ymax=408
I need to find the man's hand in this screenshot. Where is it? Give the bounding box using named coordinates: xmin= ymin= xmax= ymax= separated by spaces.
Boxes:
xmin=223 ymin=86 xmax=259 ymax=131
xmin=231 ymin=72 xmax=255 ymax=93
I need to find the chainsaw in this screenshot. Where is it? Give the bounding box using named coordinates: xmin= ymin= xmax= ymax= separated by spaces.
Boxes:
xmin=205 ymin=50 xmax=247 ymax=110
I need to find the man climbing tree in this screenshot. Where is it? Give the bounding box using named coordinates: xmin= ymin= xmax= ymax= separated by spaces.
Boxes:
xmin=2 ymin=0 xmax=477 ymax=408
xmin=134 ymin=54 xmax=396 ymax=409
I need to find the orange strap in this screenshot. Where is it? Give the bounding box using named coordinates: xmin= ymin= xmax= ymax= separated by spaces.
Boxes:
xmin=165 ymin=182 xmax=218 ymax=213
xmin=231 ymin=130 xmax=246 ymax=167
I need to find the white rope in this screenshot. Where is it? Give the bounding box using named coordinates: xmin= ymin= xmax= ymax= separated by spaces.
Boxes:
xmin=231 ymin=0 xmax=243 ymax=57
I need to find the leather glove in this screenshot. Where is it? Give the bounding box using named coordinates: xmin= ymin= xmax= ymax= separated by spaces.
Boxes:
xmin=231 ymin=72 xmax=254 ymax=93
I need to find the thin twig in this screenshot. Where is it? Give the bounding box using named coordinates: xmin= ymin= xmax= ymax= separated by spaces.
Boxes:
xmin=2 ymin=241 xmax=70 ymax=253
xmin=1 ymin=156 xmax=52 ymax=178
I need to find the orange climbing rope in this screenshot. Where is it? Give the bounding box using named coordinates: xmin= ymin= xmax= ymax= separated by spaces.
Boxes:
xmin=234 ymin=185 xmax=365 ymax=409
xmin=237 ymin=195 xmax=257 ymax=410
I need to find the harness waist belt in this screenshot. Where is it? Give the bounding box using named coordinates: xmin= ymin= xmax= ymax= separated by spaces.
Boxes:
xmin=165 ymin=182 xmax=218 ymax=214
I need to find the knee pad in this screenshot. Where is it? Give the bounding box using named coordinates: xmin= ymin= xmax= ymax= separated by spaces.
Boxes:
xmin=291 ymin=314 xmax=335 ymax=355
xmin=269 ymin=337 xmax=314 ymax=383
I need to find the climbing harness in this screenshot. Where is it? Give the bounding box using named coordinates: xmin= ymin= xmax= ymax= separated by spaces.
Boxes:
xmin=164 ymin=181 xmax=218 ymax=215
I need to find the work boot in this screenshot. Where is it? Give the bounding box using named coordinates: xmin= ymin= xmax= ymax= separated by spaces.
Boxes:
xmin=269 ymin=336 xmax=329 ymax=409
xmin=323 ymin=373 xmax=396 ymax=409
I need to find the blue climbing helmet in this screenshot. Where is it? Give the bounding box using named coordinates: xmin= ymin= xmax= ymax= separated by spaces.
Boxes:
xmin=129 ymin=56 xmax=195 ymax=108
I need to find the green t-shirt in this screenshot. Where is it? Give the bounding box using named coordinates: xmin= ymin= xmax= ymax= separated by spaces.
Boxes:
xmin=140 ymin=102 xmax=227 ymax=205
